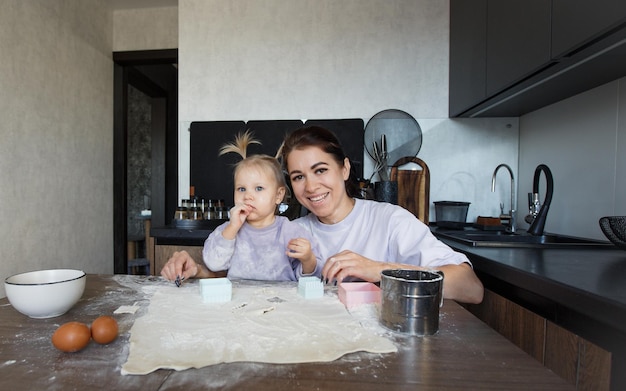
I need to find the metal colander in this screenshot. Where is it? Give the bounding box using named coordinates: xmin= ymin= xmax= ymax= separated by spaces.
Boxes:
xmin=599 ymin=216 xmax=626 ymax=250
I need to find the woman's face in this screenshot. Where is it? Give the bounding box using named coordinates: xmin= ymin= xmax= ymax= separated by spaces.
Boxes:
xmin=286 ymin=146 xmax=353 ymax=224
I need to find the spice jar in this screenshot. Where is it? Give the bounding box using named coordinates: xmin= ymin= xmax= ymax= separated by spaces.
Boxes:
xmin=204 ymin=207 xmax=216 ymax=220
xmin=174 ymin=206 xmax=188 ymax=220
xmin=188 ymin=206 xmax=203 ymax=220
xmin=216 ymin=206 xmax=229 ymax=220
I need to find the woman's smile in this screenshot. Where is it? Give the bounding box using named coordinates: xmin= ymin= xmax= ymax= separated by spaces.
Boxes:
xmin=287 ymin=147 xmax=354 ymax=224
xmin=308 ymin=193 xmax=328 ymax=203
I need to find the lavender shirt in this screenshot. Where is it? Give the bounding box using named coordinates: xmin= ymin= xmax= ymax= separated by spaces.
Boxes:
xmin=203 ymin=216 xmax=322 ymax=281
xmin=296 ymin=198 xmax=471 ymax=274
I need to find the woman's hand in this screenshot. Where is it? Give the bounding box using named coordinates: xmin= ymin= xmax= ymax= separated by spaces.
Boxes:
xmin=160 ymin=250 xmax=199 ymax=282
xmin=286 ymin=238 xmax=316 ymax=274
xmin=321 ymin=250 xmax=388 ymax=284
xmin=322 ymin=252 xmax=484 ymax=303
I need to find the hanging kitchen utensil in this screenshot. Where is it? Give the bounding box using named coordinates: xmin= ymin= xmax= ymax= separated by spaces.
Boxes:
xmin=364 ymin=109 xmax=423 ymax=171
xmin=368 ymin=142 xmax=386 ymax=182
xmin=379 ymin=134 xmax=389 ymax=180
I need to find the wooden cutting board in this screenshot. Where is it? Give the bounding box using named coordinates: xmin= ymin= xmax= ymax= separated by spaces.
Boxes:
xmin=390 ymin=157 xmax=430 ymax=224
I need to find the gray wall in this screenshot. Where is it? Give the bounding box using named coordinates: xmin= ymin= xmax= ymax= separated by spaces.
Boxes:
xmin=113 ymin=5 xmax=178 ymax=51
xmin=0 ymin=1 xmax=113 ymax=297
xmin=0 ymin=1 xmax=178 ymax=298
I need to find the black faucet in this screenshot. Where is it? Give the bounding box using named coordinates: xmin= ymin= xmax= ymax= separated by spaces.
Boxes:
xmin=527 ymin=164 xmax=553 ymax=236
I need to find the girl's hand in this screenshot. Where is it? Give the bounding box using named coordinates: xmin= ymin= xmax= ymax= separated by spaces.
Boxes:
xmin=286 ymin=238 xmax=316 ymax=274
xmin=230 ymin=203 xmax=252 ymax=227
xmin=321 ymin=250 xmax=388 ymax=284
xmin=222 ymin=203 xmax=252 ymax=240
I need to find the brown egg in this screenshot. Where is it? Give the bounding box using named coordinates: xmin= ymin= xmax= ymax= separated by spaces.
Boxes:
xmin=51 ymin=322 xmax=91 ymax=352
xmin=91 ymin=315 xmax=118 ymax=344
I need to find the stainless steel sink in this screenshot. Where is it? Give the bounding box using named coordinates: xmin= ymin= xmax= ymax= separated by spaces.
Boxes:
xmin=433 ymin=228 xmax=613 ymax=248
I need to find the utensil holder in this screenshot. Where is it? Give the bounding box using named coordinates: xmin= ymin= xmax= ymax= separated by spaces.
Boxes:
xmin=374 ymin=180 xmax=398 ymax=204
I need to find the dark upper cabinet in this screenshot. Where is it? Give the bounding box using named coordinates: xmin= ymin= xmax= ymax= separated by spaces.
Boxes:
xmin=552 ymin=0 xmax=626 ymax=59
xmin=485 ymin=0 xmax=552 ymax=96
xmin=450 ymin=0 xmax=626 ymax=117
xmin=449 ymin=0 xmax=486 ymax=116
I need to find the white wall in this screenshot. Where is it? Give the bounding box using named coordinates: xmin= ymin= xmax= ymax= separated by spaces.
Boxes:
xmin=0 ymin=1 xmax=114 ymax=297
xmin=177 ymin=0 xmax=518 ymax=220
xmin=520 ymin=78 xmax=626 ymax=240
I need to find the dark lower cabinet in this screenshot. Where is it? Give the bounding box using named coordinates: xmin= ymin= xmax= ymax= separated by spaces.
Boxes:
xmin=545 ymin=321 xmax=612 ymax=391
xmin=578 ymin=337 xmax=613 ymax=391
xmin=464 ymin=289 xmax=611 ymax=391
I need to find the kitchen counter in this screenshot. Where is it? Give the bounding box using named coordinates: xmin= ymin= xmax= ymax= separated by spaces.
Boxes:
xmin=0 ymin=274 xmax=573 ymax=390
xmin=432 ymin=227 xmax=626 ymax=389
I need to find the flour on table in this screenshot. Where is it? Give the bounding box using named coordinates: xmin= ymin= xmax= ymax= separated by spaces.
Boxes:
xmin=121 ymin=281 xmax=397 ymax=375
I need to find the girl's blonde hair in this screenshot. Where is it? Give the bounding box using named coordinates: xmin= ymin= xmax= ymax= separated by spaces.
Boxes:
xmin=219 ymin=130 xmax=288 ymax=192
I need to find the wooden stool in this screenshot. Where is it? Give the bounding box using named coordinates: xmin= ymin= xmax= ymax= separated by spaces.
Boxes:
xmin=127 ymin=235 xmax=148 ymax=275
xmin=127 ymin=235 xmax=145 ymax=259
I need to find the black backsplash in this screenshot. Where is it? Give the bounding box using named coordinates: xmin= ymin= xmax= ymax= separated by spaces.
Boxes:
xmin=189 ymin=119 xmax=364 ymax=206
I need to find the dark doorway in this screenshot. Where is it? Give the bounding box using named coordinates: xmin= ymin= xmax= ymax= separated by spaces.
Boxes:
xmin=113 ymin=49 xmax=178 ymax=274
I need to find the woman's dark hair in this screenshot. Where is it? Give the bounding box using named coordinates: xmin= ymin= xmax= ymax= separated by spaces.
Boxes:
xmin=280 ymin=125 xmax=361 ymax=198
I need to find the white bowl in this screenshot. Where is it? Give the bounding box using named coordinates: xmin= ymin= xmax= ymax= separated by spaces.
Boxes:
xmin=5 ymin=269 xmax=86 ymax=319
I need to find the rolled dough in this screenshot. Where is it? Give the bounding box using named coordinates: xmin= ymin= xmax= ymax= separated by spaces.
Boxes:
xmin=121 ymin=281 xmax=397 ymax=375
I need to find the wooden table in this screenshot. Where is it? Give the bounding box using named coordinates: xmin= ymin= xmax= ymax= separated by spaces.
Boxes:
xmin=0 ymin=275 xmax=573 ymax=390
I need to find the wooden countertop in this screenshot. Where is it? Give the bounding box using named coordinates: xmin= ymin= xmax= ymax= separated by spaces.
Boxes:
xmin=0 ymin=274 xmax=572 ymax=390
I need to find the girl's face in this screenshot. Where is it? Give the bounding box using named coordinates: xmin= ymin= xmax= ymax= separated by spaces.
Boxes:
xmin=234 ymin=165 xmax=285 ymax=228
xmin=286 ymin=146 xmax=353 ymax=224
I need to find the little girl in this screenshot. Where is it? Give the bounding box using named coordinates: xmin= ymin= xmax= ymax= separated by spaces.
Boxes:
xmin=202 ymin=131 xmax=321 ymax=281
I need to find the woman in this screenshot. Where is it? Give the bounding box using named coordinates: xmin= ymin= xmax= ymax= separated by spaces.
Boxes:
xmin=162 ymin=126 xmax=483 ymax=304
xmin=280 ymin=126 xmax=483 ymax=304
